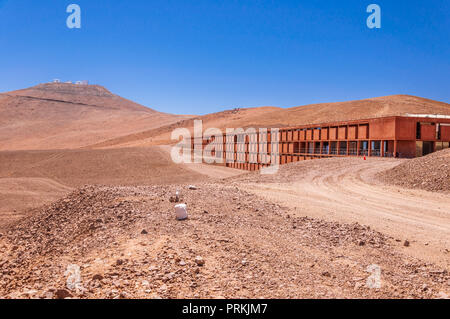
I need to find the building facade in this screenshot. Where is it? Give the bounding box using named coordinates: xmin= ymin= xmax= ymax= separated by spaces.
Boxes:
xmin=188 ymin=115 xmax=450 ymax=171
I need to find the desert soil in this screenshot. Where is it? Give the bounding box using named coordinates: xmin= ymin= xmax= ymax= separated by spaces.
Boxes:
xmin=0 ymin=183 xmax=448 ymax=299
xmin=0 ymin=153 xmax=448 ymax=299
xmin=0 ymin=147 xmax=212 ymax=226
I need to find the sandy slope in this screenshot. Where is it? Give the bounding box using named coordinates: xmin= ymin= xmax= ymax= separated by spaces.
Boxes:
xmin=0 ymin=83 xmax=192 ymax=151
xmin=87 ymin=106 xmax=281 ymax=148
xmin=0 ymin=147 xmax=211 ymax=226
xmin=88 ymin=95 xmax=450 ymax=148
xmin=249 ymin=95 xmax=450 ymax=127
xmin=0 ymin=144 xmax=247 ymax=227
xmin=0 ymin=177 xmax=73 ymax=228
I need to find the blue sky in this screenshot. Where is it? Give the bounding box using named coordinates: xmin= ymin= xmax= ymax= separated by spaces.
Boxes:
xmin=0 ymin=0 xmax=448 ymax=115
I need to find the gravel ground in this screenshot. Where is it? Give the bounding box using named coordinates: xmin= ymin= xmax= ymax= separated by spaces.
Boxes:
xmin=378 ymin=149 xmax=450 ymax=193
xmin=0 ymin=183 xmax=448 ymax=299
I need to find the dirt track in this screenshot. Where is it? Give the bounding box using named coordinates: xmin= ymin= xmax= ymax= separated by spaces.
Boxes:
xmin=232 ymin=158 xmax=450 ymax=267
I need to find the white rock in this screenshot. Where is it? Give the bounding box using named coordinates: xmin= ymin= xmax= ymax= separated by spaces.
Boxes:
xmin=175 ymin=204 xmax=188 ymax=220
xmin=437 ymin=291 xmax=449 ymax=299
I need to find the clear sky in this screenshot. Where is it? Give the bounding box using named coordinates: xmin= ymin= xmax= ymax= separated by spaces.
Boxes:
xmin=0 ymin=0 xmax=448 ymax=114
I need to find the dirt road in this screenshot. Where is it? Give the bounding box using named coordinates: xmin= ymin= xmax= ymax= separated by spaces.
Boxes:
xmin=234 ymin=158 xmax=450 ymax=267
xmin=166 ymin=145 xmax=450 ymax=267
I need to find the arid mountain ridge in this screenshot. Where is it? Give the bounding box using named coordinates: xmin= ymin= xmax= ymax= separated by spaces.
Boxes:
xmin=1 ymin=83 xmax=450 ymax=151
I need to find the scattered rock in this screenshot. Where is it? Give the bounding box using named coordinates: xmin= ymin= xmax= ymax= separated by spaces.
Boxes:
xmin=55 ymin=289 xmax=72 ymax=299
xmin=188 ymin=185 xmax=198 ymax=190
xmin=141 ymin=229 xmax=148 ymax=235
xmin=436 ymin=291 xmax=449 ymax=299
xmin=120 ymin=292 xmax=131 ymax=299
xmin=195 ymin=256 xmax=205 ymax=266
xmin=21 ymin=290 xmax=38 ymax=298
xmin=159 ymin=284 xmax=168 ymax=292
xmin=43 ymin=291 xmax=55 ymax=299
xmin=354 ymin=282 xmax=364 ymax=290
xmin=169 ymin=196 xmax=179 ymax=203
xmin=404 ymin=240 xmax=410 ymax=247
xmin=92 ymin=274 xmax=104 ymax=281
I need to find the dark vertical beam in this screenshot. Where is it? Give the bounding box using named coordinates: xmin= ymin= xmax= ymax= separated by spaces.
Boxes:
xmin=394 ymin=140 xmax=398 ymax=158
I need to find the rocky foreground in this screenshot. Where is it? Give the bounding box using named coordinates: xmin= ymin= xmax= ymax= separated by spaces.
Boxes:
xmin=0 ymin=183 xmax=449 ymax=299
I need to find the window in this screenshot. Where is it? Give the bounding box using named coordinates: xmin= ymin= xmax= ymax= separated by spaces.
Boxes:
xmin=349 ymin=141 xmax=357 ymax=155
xmin=294 ymin=142 xmax=300 ymax=153
xmin=371 ymin=141 xmax=381 ymax=156
xmin=339 ymin=141 xmax=347 ymax=155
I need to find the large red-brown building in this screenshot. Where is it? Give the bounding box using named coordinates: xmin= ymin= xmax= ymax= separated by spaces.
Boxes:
xmin=189 ymin=115 xmax=450 ymax=171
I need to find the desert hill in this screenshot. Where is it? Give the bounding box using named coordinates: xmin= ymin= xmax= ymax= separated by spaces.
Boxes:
xmin=250 ymin=95 xmax=450 ymax=127
xmin=89 ymin=95 xmax=450 ymax=148
xmin=88 ymin=106 xmax=281 ymax=148
xmin=0 ymin=83 xmax=192 ymax=151
xmin=1 ymin=181 xmax=448 ymax=298
xmin=0 ymin=146 xmax=217 ymax=226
